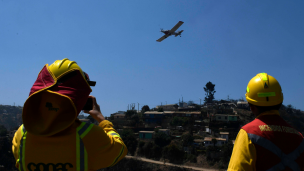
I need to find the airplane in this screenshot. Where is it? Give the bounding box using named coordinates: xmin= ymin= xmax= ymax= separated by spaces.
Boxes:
xmin=156 ymin=21 xmax=184 ymax=42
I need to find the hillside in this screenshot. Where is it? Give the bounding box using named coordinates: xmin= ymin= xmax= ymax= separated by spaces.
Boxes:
xmin=0 ymin=105 xmax=22 ymax=131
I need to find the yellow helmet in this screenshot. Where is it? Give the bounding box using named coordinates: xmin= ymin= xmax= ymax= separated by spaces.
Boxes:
xmin=48 ymin=58 xmax=85 ymax=79
xmin=245 ymin=73 xmax=283 ymax=106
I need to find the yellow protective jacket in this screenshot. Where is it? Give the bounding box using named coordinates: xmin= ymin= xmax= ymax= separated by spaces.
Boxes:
xmin=12 ymin=120 xmax=127 ymax=171
xmin=12 ymin=64 xmax=127 ymax=171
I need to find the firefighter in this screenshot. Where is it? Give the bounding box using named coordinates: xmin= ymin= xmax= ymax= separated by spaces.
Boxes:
xmin=12 ymin=58 xmax=127 ymax=171
xmin=228 ymin=73 xmax=304 ymax=171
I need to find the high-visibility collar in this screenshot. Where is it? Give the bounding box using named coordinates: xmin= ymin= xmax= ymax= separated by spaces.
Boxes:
xmin=256 ymin=110 xmax=280 ymax=119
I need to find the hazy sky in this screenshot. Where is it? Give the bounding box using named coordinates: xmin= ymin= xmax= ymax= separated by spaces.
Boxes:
xmin=1 ymin=1 xmax=304 ymax=116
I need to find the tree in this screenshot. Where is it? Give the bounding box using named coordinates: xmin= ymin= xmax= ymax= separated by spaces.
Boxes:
xmin=143 ymin=141 xmax=154 ymax=158
xmin=125 ymin=110 xmax=137 ymax=118
xmin=0 ymin=125 xmax=7 ymax=136
xmin=220 ymin=141 xmax=234 ymax=165
xmin=157 ymin=107 xmax=164 ymax=112
xmin=137 ymin=141 xmax=145 ymax=156
xmin=286 ymin=104 xmax=294 ymax=114
xmin=188 ymin=100 xmax=195 ymax=106
xmin=120 ymin=129 xmax=138 ymax=156
xmin=204 ymin=81 xmax=216 ymax=103
xmin=141 ymin=105 xmax=150 ymax=114
xmin=181 ymin=132 xmax=194 ymax=146
xmin=211 ymin=138 xmax=217 ymax=147
xmin=0 ymin=136 xmax=16 ymax=170
xmin=109 ymin=115 xmax=114 ymax=121
xmin=162 ymin=143 xmax=185 ymax=164
xmin=151 ymin=144 xmax=162 ymax=159
xmin=170 ymin=117 xmax=189 ymax=127
xmin=131 ymin=114 xmax=139 ymax=123
xmin=154 ymin=132 xmax=171 ymax=148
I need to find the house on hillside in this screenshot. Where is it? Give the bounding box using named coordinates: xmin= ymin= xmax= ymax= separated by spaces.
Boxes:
xmin=139 ymin=131 xmax=154 ymax=140
xmin=211 ymin=114 xmax=238 ymax=122
xmin=220 ymin=132 xmax=229 ymax=142
xmin=158 ymin=129 xmax=170 ymax=135
xmin=237 ymin=101 xmax=249 ymax=109
xmin=178 ymin=102 xmax=188 ymax=108
xmin=143 ymin=111 xmax=163 ymax=123
xmin=111 ymin=113 xmax=126 ymax=119
xmin=194 ymin=139 xmax=204 ymax=146
xmin=204 ymin=137 xmax=227 ymax=147
xmin=219 ymin=103 xmax=237 ymax=109
xmin=156 ymin=104 xmax=178 ymax=111
xmin=172 ymin=111 xmax=200 ymax=118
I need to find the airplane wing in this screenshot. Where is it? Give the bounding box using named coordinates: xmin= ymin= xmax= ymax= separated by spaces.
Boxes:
xmin=170 ymin=21 xmax=184 ymax=33
xmin=156 ymin=35 xmax=169 ymax=42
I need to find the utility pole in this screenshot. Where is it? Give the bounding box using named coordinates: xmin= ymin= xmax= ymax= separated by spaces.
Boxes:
xmin=199 ymin=98 xmax=201 ymax=106
xmin=138 ymin=103 xmax=139 ymax=113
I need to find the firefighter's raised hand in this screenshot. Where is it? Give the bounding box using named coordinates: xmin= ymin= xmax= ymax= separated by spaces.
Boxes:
xmin=83 ymin=95 xmax=105 ymax=123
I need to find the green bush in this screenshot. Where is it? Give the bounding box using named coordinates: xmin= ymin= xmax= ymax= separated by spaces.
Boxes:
xmin=162 ymin=144 xmax=184 ymax=164
xmin=154 ymin=132 xmax=171 ymax=148
xmin=143 ymin=141 xmax=154 ymax=158
xmin=137 ymin=141 xmax=145 ymax=156
xmin=0 ymin=125 xmax=7 ymax=136
xmin=184 ymin=154 xmax=197 ymax=163
xmin=120 ymin=129 xmax=138 ymax=156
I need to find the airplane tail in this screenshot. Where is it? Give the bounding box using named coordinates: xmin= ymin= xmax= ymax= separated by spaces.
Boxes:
xmin=175 ymin=30 xmax=184 ymax=37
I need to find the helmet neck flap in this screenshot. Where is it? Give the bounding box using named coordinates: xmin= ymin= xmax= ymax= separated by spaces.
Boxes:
xmin=23 ymin=64 xmax=92 ymax=136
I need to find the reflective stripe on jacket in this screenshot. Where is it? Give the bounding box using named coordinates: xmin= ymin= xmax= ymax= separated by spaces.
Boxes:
xmin=12 ymin=120 xmax=128 ymax=171
xmin=18 ymin=123 xmax=94 ymax=171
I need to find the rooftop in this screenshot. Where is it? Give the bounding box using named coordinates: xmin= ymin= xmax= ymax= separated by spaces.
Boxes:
xmin=237 ymin=101 xmax=248 ymax=104
xmin=194 ymin=139 xmax=204 ymax=143
xmin=220 ymin=132 xmax=229 ymax=135
xmin=156 ymin=104 xmax=177 ymax=107
xmin=139 ymin=131 xmax=154 ymax=133
xmin=214 ymin=114 xmax=237 ymax=116
xmin=144 ymin=111 xmax=164 ymax=114
xmin=204 ymin=137 xmax=227 ymax=141
xmin=113 ymin=114 xmax=125 ymax=116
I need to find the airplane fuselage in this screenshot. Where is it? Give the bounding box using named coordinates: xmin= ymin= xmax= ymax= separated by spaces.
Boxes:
xmin=161 ymin=30 xmax=182 ymax=36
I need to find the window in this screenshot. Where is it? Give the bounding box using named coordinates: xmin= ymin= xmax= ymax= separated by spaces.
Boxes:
xmin=225 ymin=116 xmax=227 ymax=119
xmin=221 ymin=141 xmax=224 ymax=144
xmin=218 ymin=117 xmax=221 ymax=119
